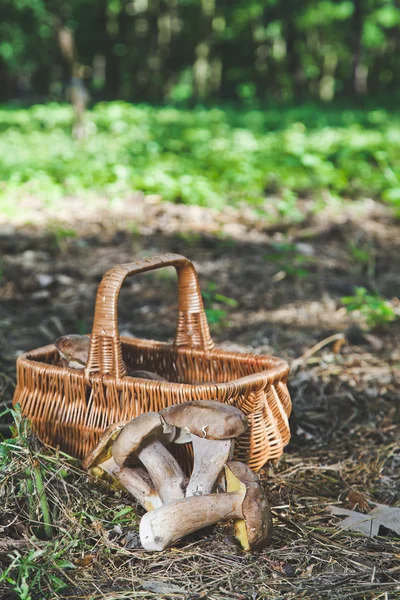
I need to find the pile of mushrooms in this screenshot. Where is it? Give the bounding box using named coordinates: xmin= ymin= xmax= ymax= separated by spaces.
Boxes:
xmin=82 ymin=401 xmax=273 ymax=552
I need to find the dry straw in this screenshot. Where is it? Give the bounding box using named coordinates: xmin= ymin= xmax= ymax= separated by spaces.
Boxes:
xmin=13 ymin=254 xmax=291 ymax=471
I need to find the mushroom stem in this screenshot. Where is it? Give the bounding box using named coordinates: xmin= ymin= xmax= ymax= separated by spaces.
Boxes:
xmin=89 ymin=456 xmax=120 ymax=478
xmin=140 ymin=492 xmax=245 ymax=551
xmin=186 ymin=435 xmax=233 ymax=497
xmin=115 ymin=466 xmax=162 ymax=511
xmin=136 ymin=439 xmax=187 ymax=504
xmin=89 ymin=457 xmax=162 ymax=511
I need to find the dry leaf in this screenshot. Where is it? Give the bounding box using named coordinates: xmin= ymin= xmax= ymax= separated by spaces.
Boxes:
xmin=142 ymin=580 xmax=186 ymax=594
xmin=347 ymin=490 xmax=370 ymax=511
xmin=332 ymin=338 xmax=346 ymax=354
xmin=122 ymin=530 xmax=141 ymax=549
xmin=74 ymin=554 xmax=96 ymax=567
xmin=91 ymin=520 xmax=102 ymax=533
xmin=302 ymin=564 xmax=314 ymax=577
xmin=330 ymin=504 xmax=400 ymax=537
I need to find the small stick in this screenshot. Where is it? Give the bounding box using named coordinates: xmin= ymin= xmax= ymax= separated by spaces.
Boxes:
xmin=291 ymin=333 xmax=345 ymax=371
xmin=0 ymin=538 xmax=33 ymax=554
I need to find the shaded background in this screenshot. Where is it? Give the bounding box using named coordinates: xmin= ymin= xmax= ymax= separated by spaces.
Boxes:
xmin=1 ymin=0 xmax=400 ymax=104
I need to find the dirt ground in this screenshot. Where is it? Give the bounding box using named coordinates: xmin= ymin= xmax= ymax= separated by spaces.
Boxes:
xmin=0 ymin=195 xmax=399 ymax=599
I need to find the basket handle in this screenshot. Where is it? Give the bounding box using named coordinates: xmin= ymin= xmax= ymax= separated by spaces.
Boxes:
xmin=85 ymin=253 xmax=214 ymax=378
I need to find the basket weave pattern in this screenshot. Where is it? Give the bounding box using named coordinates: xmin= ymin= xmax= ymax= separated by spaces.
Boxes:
xmin=13 ymin=254 xmax=291 ymax=472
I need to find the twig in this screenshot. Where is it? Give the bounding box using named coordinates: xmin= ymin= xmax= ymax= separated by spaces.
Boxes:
xmin=0 ymin=538 xmax=34 ymax=554
xmin=291 ymin=333 xmax=345 ymax=371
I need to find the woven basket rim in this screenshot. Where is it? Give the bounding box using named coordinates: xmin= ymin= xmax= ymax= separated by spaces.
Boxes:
xmin=17 ymin=336 xmax=290 ymax=389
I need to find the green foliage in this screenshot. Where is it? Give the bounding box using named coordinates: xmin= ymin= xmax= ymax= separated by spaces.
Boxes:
xmin=348 ymin=240 xmax=375 ymax=276
xmin=264 ymin=242 xmax=314 ymax=279
xmin=2 ymin=408 xmax=53 ymax=540
xmin=341 ymin=287 xmax=398 ymax=329
xmin=202 ymin=282 xmax=238 ymax=326
xmin=49 ymin=224 xmax=77 ymax=251
xmin=77 ymin=319 xmax=89 ymax=335
xmin=348 ymin=241 xmax=372 ymax=266
xmin=0 ymin=548 xmax=73 ymax=600
xmin=276 ymin=190 xmax=303 ymax=223
xmin=1 ymin=103 xmax=400 ymax=218
xmin=0 ymin=410 xmax=76 ymax=599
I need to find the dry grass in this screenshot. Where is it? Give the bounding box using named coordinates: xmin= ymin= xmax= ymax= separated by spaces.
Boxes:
xmin=1 ymin=404 xmax=399 ymax=600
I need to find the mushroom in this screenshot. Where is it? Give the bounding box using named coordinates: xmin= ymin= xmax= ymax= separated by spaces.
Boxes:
xmin=139 ymin=461 xmax=272 ymax=551
xmin=55 ymin=334 xmax=90 ymax=369
xmin=160 ymin=401 xmax=247 ymax=497
xmin=82 ymin=421 xmax=126 ymax=478
xmin=82 ymin=421 xmax=162 ymax=511
xmin=224 ymin=461 xmax=272 ymax=551
xmin=55 ymin=335 xmax=167 ymax=380
xmin=116 ymin=466 xmax=163 ymax=511
xmin=130 ymin=370 xmax=167 ymax=381
xmin=112 ymin=413 xmax=187 ymax=504
xmin=140 ymin=492 xmax=241 ymax=551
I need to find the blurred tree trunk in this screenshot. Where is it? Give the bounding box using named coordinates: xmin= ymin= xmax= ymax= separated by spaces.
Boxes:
xmin=193 ymin=0 xmax=215 ymax=101
xmin=351 ymin=0 xmax=366 ymax=95
xmin=57 ymin=24 xmax=89 ymax=138
xmin=102 ymin=0 xmax=121 ymax=99
xmin=285 ymin=11 xmax=302 ymax=100
xmin=1 ymin=0 xmax=400 ymax=103
xmin=0 ymin=58 xmax=13 ymax=100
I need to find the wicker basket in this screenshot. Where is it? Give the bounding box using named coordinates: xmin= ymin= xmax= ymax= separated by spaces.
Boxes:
xmin=13 ymin=254 xmax=291 ymax=472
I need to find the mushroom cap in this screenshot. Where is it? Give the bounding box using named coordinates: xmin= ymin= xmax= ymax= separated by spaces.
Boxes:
xmin=112 ymin=412 xmax=176 ymax=468
xmin=55 ymin=334 xmax=90 ymax=367
xmin=225 ymin=461 xmax=272 ymax=551
xmin=130 ymin=370 xmax=167 ymax=381
xmin=82 ymin=421 xmax=127 ymax=471
xmin=160 ymin=400 xmax=247 ymax=441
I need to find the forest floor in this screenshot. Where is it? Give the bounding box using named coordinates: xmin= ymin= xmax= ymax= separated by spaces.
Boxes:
xmin=0 ymin=193 xmax=399 ymax=599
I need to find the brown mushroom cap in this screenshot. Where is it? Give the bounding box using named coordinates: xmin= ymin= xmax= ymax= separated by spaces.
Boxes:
xmin=112 ymin=412 xmax=175 ymax=468
xmin=82 ymin=421 xmax=127 ymax=473
xmin=55 ymin=334 xmax=90 ymax=367
xmin=130 ymin=370 xmax=167 ymax=381
xmin=225 ymin=461 xmax=272 ymax=551
xmin=160 ymin=400 xmax=247 ymax=441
